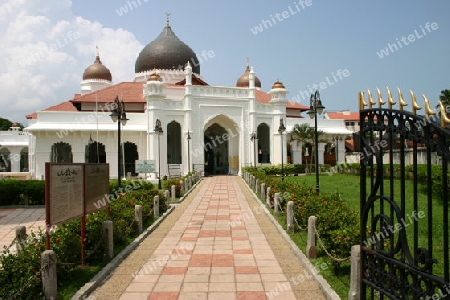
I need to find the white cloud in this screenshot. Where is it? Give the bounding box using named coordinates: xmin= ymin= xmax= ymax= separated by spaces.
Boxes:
xmin=0 ymin=0 xmax=143 ymax=123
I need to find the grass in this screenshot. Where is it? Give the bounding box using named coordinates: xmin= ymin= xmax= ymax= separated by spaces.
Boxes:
xmin=262 ymin=173 xmax=448 ymax=298
xmin=58 ymin=265 xmax=103 ymax=299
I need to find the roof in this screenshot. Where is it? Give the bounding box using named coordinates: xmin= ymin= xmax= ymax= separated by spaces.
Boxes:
xmin=326 ymin=111 xmax=359 ymax=121
xmin=26 ymin=81 xmax=309 ymax=120
xmin=71 ymin=82 xmax=144 ymax=104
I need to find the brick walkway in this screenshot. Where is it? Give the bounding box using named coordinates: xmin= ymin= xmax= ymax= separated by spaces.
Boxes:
xmin=0 ymin=207 xmax=46 ymax=253
xmin=91 ymin=176 xmax=326 ymax=300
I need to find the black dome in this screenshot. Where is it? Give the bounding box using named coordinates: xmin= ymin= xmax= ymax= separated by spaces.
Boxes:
xmin=135 ymin=25 xmax=200 ymax=74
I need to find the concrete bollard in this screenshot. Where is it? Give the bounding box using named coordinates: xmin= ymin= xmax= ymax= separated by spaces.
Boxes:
xmin=180 ymin=180 xmax=184 ymax=195
xmin=154 ymin=195 xmax=160 ymax=218
xmin=171 ymin=185 xmax=176 ymax=202
xmin=184 ymin=179 xmax=189 ymax=192
xmin=348 ymin=245 xmax=361 ymax=300
xmin=274 ymin=193 xmax=280 ymax=216
xmin=287 ymin=201 xmax=294 ymax=232
xmin=164 ymin=190 xmax=170 ymax=205
xmin=41 ymin=250 xmax=57 ymax=299
xmin=135 ymin=205 xmax=143 ymax=233
xmin=255 ymin=179 xmax=259 ymax=193
xmin=266 ymin=187 xmax=271 ymax=208
xmin=15 ymin=225 xmax=27 ymax=252
xmin=306 ymin=215 xmax=317 ymax=259
xmin=103 ymin=220 xmax=114 ymax=260
xmin=261 ymin=183 xmax=266 ymax=201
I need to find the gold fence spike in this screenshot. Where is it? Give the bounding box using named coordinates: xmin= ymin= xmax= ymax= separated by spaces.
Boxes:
xmin=422 ymin=94 xmax=436 ymax=121
xmin=367 ymin=89 xmax=376 ymax=109
xmin=376 ymin=87 xmax=385 ymax=108
xmin=359 ymin=91 xmax=367 ymax=111
xmin=409 ymin=90 xmax=422 ymax=115
xmin=397 ymin=87 xmax=408 ymax=111
xmin=439 ymin=101 xmax=450 ymax=128
xmin=387 ymin=86 xmax=396 ymax=109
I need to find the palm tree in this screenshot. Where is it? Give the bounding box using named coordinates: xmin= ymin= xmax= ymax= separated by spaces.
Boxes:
xmin=436 ymin=89 xmax=450 ymax=110
xmin=290 ymin=123 xmax=325 ymax=168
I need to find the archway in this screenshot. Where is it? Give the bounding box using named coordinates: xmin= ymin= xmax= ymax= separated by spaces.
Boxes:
xmin=85 ymin=141 xmax=106 ymax=163
xmin=0 ymin=147 xmax=11 ymax=172
xmin=123 ymin=142 xmax=139 ymax=177
xmin=167 ymin=121 xmax=181 ymax=164
xmin=20 ymin=147 xmax=28 ymax=171
xmin=204 ymin=123 xmax=229 ymax=175
xmin=257 ymin=123 xmax=270 ymax=164
xmin=51 ymin=142 xmax=72 ymax=163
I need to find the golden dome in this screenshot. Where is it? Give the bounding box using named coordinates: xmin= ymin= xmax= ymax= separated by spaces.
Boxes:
xmin=271 ymin=79 xmax=285 ymax=89
xmin=147 ymin=72 xmax=162 ymax=81
xmin=236 ymin=65 xmax=261 ymax=88
xmin=82 ymin=54 xmax=112 ymax=81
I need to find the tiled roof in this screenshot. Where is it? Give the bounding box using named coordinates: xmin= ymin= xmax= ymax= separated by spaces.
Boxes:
xmin=71 ymin=82 xmax=144 ymax=104
xmin=326 ymin=111 xmax=359 ymax=121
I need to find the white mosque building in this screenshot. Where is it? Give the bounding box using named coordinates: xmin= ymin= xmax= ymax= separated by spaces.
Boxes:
xmin=20 ymin=19 xmax=352 ymax=180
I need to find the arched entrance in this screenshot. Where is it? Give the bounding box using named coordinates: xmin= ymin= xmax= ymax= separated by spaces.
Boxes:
xmin=0 ymin=147 xmax=10 ymax=172
xmin=51 ymin=142 xmax=72 ymax=163
xmin=85 ymin=141 xmax=106 ymax=163
xmin=123 ymin=142 xmax=138 ymax=176
xmin=203 ymin=115 xmax=240 ymax=175
xmin=257 ymin=123 xmax=270 ymax=164
xmin=167 ymin=121 xmax=181 ymax=164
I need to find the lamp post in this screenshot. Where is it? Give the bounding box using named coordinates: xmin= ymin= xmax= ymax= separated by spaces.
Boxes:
xmin=250 ymin=131 xmax=257 ymax=167
xmin=154 ymin=119 xmax=163 ymax=190
xmin=187 ymin=130 xmax=191 ymax=173
xmin=278 ymin=118 xmax=286 ymax=181
xmin=307 ymin=90 xmax=325 ymax=194
xmin=110 ymin=96 xmax=128 ymax=188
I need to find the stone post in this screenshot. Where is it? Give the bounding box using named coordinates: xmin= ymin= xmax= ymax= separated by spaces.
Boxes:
xmin=41 ymin=250 xmax=57 ymax=299
xmin=255 ymin=179 xmax=259 ymax=193
xmin=266 ymin=187 xmax=271 ymax=208
xmin=274 ymin=192 xmax=280 ymax=216
xmin=261 ymin=183 xmax=266 ymax=201
xmin=287 ymin=201 xmax=294 ymax=232
xmin=348 ymin=245 xmax=361 ymax=300
xmin=179 ymin=180 xmax=184 ymax=195
xmin=135 ymin=205 xmax=143 ymax=233
xmin=15 ymin=225 xmax=27 ymax=252
xmin=306 ymin=216 xmax=317 ymax=259
xmin=171 ymin=185 xmax=176 ymax=202
xmin=164 ymin=190 xmax=170 ymax=205
xmin=154 ymin=195 xmax=159 ymax=218
xmin=103 ymin=220 xmax=114 ymax=260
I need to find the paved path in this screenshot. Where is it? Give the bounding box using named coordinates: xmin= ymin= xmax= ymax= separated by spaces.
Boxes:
xmin=91 ymin=176 xmax=326 ymax=300
xmin=0 ymin=207 xmax=46 ymax=253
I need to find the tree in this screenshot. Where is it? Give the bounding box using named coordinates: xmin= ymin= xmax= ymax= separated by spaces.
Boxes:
xmin=436 ymin=89 xmax=450 ymax=110
xmin=290 ymin=123 xmax=325 ymax=162
xmin=0 ymin=118 xmax=12 ymax=131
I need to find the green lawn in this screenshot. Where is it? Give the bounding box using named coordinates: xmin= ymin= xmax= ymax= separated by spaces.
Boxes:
xmin=266 ymin=173 xmax=448 ymax=298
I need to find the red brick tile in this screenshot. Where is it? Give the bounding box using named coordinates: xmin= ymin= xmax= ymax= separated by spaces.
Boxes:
xmin=204 ymin=216 xmax=217 ymax=220
xmin=189 ymin=254 xmax=212 ymax=267
xmin=148 ymin=292 xmax=179 ymax=300
xmin=237 ymin=291 xmax=267 ymax=300
xmin=162 ymin=267 xmax=187 ymax=275
xmin=235 ymin=266 xmax=259 ymax=274
xmin=215 ymin=230 xmax=231 ymax=237
xmin=181 ymin=237 xmax=197 ymax=242
xmin=219 ymin=205 xmax=229 ymax=209
xmin=186 ymin=227 xmax=201 ymax=231
xmin=208 ymin=205 xmax=219 ymax=209
xmin=233 ymin=249 xmax=253 ymax=254
xmin=212 ymin=254 xmax=234 ymax=267
xmin=199 ymin=230 xmax=216 ymax=237
xmin=217 ymin=215 xmax=230 ymax=220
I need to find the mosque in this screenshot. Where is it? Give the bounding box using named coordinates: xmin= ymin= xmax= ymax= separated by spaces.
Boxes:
xmin=18 ymin=18 xmax=352 ymax=180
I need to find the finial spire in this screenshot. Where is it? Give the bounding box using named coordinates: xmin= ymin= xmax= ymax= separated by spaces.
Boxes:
xmin=246 ymin=57 xmax=249 ymax=67
xmin=166 ymin=12 xmax=171 ymax=26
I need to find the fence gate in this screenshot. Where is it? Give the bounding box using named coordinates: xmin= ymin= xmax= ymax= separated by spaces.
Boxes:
xmin=359 ymin=89 xmax=449 ymax=299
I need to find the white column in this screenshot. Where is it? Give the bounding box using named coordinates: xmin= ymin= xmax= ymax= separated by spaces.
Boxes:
xmin=337 ymin=137 xmax=346 ymax=164
xmin=318 ymin=142 xmax=326 ymax=165
xmin=291 ymin=141 xmax=302 ymax=165
xmin=9 ymin=148 xmax=21 ymax=172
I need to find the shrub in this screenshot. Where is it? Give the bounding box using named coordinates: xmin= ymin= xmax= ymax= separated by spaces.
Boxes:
xmin=164 ymin=179 xmax=182 ymax=198
xmin=0 ymin=180 xmax=45 ymax=206
xmin=0 ymin=180 xmax=165 ymax=299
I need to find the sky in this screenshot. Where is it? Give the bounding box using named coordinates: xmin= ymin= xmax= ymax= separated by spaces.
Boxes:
xmin=1 ymin=0 xmax=449 ymax=124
